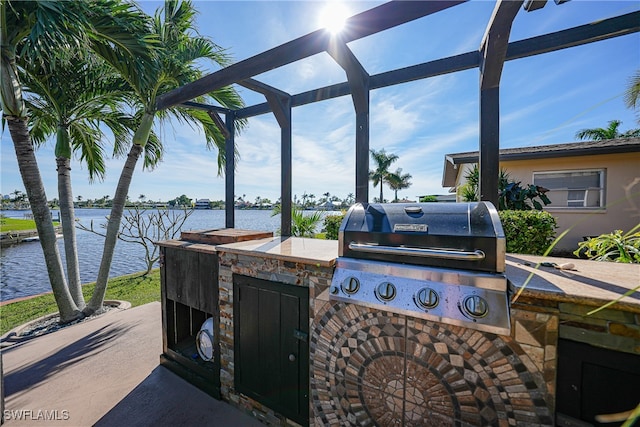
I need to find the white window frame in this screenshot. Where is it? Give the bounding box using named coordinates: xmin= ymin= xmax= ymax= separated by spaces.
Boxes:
xmin=533 ymin=169 xmax=606 ymax=209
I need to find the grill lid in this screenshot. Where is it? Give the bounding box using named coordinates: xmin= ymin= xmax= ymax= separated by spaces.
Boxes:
xmin=339 ymin=202 xmax=505 ymax=273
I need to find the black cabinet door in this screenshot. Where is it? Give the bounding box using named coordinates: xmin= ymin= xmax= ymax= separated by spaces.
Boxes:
xmin=163 ymin=247 xmax=217 ymax=314
xmin=557 ymin=339 xmax=640 ymax=426
xmin=233 ymin=275 xmax=309 ymax=425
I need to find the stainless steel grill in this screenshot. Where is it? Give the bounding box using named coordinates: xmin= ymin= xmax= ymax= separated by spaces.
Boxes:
xmin=329 ymin=202 xmax=511 ymax=335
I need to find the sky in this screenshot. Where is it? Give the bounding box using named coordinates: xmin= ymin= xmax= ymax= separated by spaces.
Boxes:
xmin=1 ymin=0 xmax=639 ymax=204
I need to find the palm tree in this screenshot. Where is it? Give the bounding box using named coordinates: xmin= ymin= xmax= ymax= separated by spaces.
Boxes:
xmin=369 ymin=148 xmax=399 ymax=203
xmin=24 ymin=51 xmax=142 ymax=310
xmin=387 ymin=168 xmax=412 ymax=202
xmin=84 ymin=0 xmax=245 ymax=314
xmin=1 ymin=0 xmax=153 ymax=322
xmin=345 ymin=193 xmax=355 ymax=206
xmin=575 ymin=120 xmax=640 ymax=141
xmin=624 ymin=70 xmax=640 ymax=112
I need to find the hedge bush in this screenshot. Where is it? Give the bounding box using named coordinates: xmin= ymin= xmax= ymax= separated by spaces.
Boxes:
xmin=498 ymin=210 xmax=557 ymax=255
xmin=321 ymin=209 xmax=557 ymax=255
xmin=323 ymin=214 xmax=345 ymax=240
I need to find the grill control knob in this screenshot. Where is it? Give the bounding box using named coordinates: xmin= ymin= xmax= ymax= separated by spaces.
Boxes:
xmin=415 ymin=288 xmax=439 ymax=309
xmin=462 ymin=295 xmax=489 ymax=318
xmin=375 ymin=282 xmax=396 ymax=302
xmin=341 ymin=277 xmax=360 ymax=295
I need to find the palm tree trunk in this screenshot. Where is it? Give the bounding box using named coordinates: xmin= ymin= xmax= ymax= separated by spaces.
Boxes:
xmin=57 ymin=156 xmax=86 ymax=309
xmin=83 ymin=111 xmax=155 ymax=315
xmin=379 ymin=184 xmax=383 ymax=203
xmin=7 ymin=117 xmax=81 ymax=322
xmin=84 ymin=144 xmax=144 ymax=314
xmin=85 ymin=111 xmax=154 ymax=314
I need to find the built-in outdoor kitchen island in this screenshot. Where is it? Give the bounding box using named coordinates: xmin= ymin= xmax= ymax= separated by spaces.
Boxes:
xmin=158 ymin=222 xmax=639 ymax=427
xmin=152 ymin=1 xmax=640 ymax=425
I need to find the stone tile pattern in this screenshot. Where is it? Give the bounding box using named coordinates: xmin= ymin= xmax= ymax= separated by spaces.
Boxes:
xmin=217 ymin=250 xmax=558 ymax=426
xmin=217 ymin=250 xmax=333 ymax=426
xmin=311 ymin=301 xmax=556 ymax=426
xmin=510 ymin=304 xmax=559 ymax=411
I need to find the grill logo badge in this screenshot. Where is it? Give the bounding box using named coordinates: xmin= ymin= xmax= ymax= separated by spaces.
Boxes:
xmin=393 ymin=223 xmax=427 ymax=232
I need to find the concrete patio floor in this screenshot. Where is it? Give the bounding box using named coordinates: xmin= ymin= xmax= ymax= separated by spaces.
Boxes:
xmin=1 ymin=302 xmax=262 ymax=426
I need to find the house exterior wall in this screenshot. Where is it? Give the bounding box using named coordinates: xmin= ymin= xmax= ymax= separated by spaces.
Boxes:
xmin=453 ymin=152 xmax=640 ymax=253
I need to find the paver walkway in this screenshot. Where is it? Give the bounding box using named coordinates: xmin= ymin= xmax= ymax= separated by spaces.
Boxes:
xmin=1 ymin=302 xmax=262 ymax=426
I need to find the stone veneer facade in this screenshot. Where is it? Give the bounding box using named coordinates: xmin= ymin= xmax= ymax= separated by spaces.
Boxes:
xmin=217 ymin=250 xmax=335 ymax=425
xmin=513 ymin=294 xmax=640 ymax=358
xmin=216 ymin=248 xmax=559 ymax=426
xmin=557 ymin=302 xmax=640 ymax=355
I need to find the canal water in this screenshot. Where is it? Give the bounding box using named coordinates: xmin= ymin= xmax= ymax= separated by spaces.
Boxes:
xmin=1 ymin=208 xmax=336 ymax=302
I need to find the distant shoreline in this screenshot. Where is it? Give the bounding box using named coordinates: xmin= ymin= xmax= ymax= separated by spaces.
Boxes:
xmin=0 ymin=206 xmax=346 ymax=212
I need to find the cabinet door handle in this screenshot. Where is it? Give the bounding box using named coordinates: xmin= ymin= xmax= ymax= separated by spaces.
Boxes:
xmin=288 ymin=353 xmax=296 ymax=362
xmin=293 ymin=329 xmax=308 ymax=342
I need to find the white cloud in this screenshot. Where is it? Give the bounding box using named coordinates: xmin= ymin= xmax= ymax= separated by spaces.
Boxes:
xmin=3 ymin=1 xmax=638 ymax=206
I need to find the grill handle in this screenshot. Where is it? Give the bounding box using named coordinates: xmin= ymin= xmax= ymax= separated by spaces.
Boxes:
xmin=348 ymin=242 xmax=485 ymax=261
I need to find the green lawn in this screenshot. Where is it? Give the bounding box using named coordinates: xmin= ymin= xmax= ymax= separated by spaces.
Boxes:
xmin=0 ymin=269 xmax=160 ymax=335
xmin=0 ymin=217 xmax=59 ymax=232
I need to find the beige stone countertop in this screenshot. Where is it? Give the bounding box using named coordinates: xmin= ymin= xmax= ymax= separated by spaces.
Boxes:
xmin=157 ymin=237 xmax=639 ymax=312
xmin=215 ymin=236 xmax=339 ymax=267
xmin=506 ymin=254 xmax=640 ymax=313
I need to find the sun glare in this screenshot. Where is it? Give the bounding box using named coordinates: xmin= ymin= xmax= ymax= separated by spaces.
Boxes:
xmin=318 ymin=3 xmax=351 ymax=34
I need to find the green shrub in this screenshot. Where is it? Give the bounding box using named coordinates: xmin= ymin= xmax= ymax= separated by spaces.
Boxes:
xmin=461 ymin=165 xmax=550 ymax=211
xmin=291 ymin=209 xmax=323 ymax=238
xmin=498 ymin=182 xmax=551 ymax=211
xmin=574 ymin=227 xmax=640 ymax=263
xmin=499 ymin=210 xmax=557 ymax=255
xmin=323 ymin=214 xmax=345 ymax=240
xmin=460 ymin=165 xmax=510 ymax=203
xmin=320 ymin=209 xmax=559 ymax=254
xmin=419 ymin=195 xmax=438 ymax=202
xmin=271 ymin=205 xmax=324 ymax=238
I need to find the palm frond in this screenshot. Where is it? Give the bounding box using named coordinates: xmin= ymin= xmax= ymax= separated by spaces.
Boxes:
xmin=11 ymin=1 xmax=86 ymax=64
xmin=178 ymin=37 xmax=231 ymax=66
xmin=70 ymin=122 xmax=106 ymax=182
xmin=100 ymin=112 xmax=136 ymax=158
xmin=624 ymin=70 xmax=640 ymax=110
xmin=20 ymin=46 xmax=137 ymax=179
xmin=205 ymin=85 xmax=245 ymax=111
xmin=575 ymin=120 xmax=621 ymax=141
xmin=142 ymin=130 xmax=163 ymax=169
xmin=24 ymin=99 xmax=57 ymax=147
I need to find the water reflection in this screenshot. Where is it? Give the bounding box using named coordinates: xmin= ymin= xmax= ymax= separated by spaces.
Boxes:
xmin=1 ymin=208 xmax=288 ymax=301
